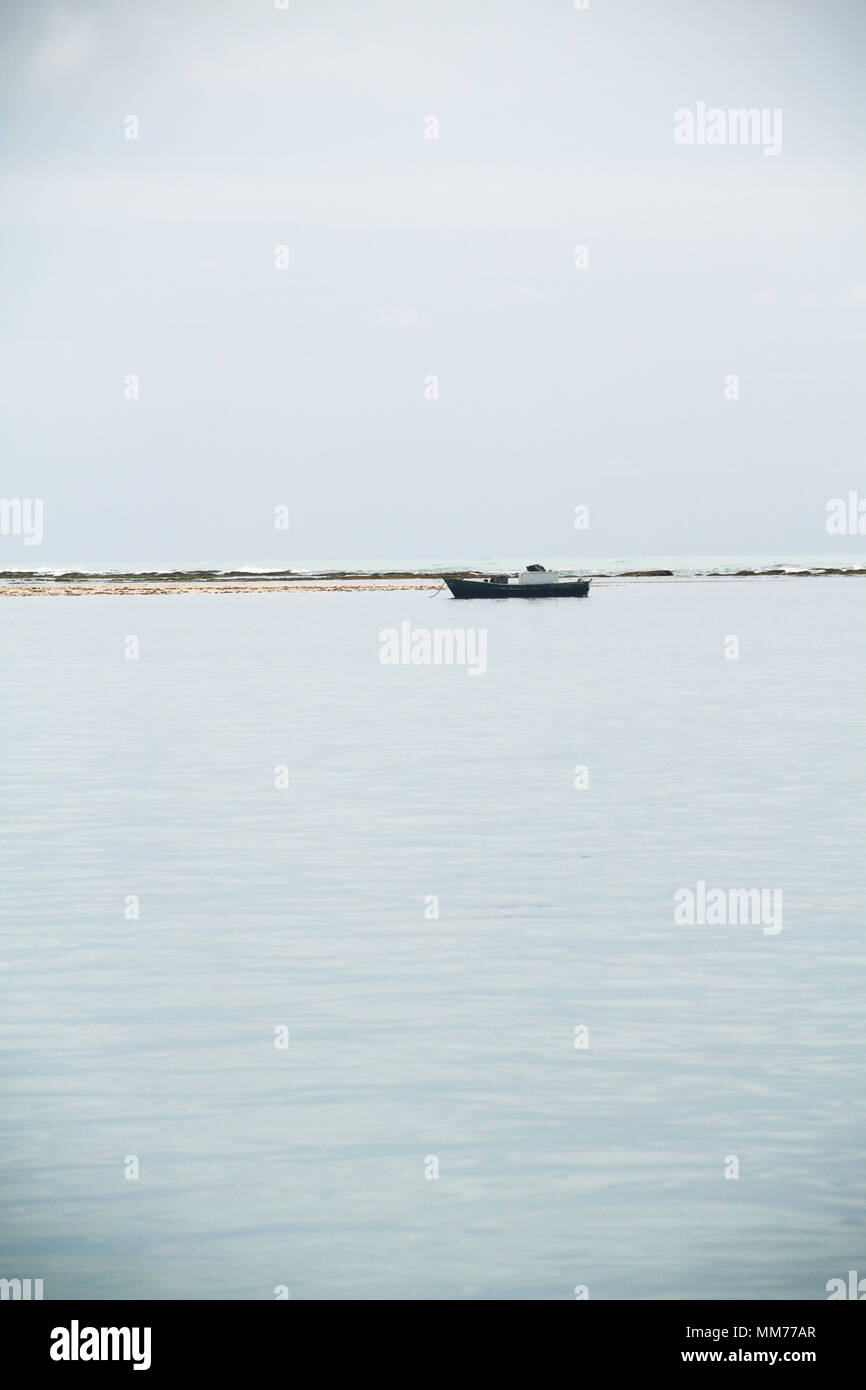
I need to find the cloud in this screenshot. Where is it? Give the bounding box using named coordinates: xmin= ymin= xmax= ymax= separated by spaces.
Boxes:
xmin=31 ymin=10 xmax=97 ymax=78
xmin=184 ymin=38 xmax=428 ymax=96
xmin=373 ymin=310 xmax=423 ymax=328
xmin=1 ymin=164 xmax=857 ymax=258
xmin=503 ymin=286 xmax=544 ymax=304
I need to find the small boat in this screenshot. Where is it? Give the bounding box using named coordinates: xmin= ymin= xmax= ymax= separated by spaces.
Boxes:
xmin=444 ymin=565 xmax=591 ymax=599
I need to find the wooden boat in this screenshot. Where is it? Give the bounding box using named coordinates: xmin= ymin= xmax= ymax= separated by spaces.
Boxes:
xmin=445 ymin=571 xmax=591 ymax=599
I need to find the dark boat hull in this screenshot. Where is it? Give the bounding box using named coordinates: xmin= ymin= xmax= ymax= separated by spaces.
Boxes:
xmin=445 ymin=577 xmax=591 ymax=599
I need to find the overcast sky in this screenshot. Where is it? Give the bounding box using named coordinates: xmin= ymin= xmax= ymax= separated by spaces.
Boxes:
xmin=1 ymin=0 xmax=865 ymax=569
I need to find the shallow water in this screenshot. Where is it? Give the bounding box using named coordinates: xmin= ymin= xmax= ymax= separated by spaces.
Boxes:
xmin=1 ymin=577 xmax=864 ymax=1299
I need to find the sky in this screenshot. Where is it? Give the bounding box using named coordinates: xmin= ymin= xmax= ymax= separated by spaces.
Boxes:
xmin=1 ymin=0 xmax=865 ymax=569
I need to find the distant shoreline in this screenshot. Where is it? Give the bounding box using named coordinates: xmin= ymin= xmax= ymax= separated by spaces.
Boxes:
xmin=1 ymin=567 xmax=864 ymax=596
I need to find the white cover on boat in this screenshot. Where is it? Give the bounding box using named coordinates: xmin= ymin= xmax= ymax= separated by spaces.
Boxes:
xmin=518 ymin=570 xmax=560 ymax=585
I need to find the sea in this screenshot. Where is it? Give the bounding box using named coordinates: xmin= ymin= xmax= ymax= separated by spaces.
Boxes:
xmin=0 ymin=564 xmax=864 ymax=1299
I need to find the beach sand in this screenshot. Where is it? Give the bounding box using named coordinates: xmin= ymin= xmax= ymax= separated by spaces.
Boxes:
xmin=0 ymin=580 xmax=442 ymax=596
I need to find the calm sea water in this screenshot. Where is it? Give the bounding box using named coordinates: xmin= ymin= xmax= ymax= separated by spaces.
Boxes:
xmin=1 ymin=577 xmax=864 ymax=1300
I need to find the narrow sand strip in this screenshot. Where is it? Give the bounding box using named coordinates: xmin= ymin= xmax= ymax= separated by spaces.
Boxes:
xmin=0 ymin=580 xmax=443 ymax=596
xmin=2 ymin=572 xmax=863 ymax=596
